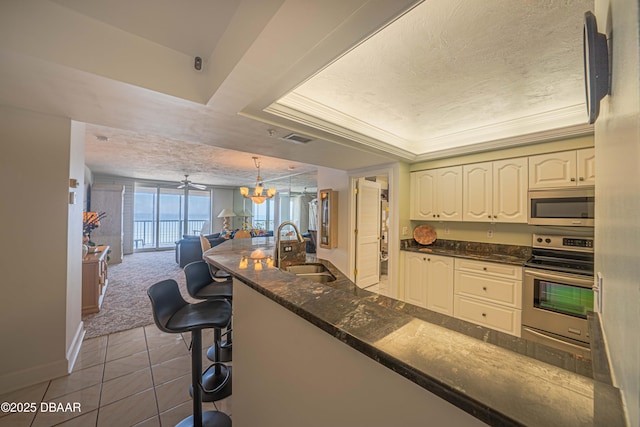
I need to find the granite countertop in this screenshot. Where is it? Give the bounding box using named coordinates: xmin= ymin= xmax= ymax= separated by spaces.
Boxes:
xmin=204 ymin=237 xmax=624 ymax=427
xmin=400 ymin=238 xmax=532 ymax=266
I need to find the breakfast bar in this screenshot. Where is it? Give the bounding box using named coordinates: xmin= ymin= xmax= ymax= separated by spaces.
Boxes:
xmin=204 ymin=237 xmax=624 ymax=427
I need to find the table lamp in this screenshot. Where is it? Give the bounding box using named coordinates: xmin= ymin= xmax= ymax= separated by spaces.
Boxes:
xmin=217 ymin=208 xmax=236 ymax=235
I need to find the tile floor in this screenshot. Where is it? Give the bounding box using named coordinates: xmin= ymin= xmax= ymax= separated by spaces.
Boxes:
xmin=0 ymin=326 xmax=231 ymax=427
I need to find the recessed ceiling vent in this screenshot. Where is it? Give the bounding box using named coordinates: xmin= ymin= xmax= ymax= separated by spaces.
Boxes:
xmin=280 ymin=133 xmax=313 ymax=144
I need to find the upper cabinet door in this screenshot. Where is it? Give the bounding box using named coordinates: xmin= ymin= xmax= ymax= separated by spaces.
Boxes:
xmin=493 ymin=157 xmax=528 ymax=223
xmin=463 ymin=162 xmax=492 ymax=222
xmin=437 ymin=166 xmax=463 ymax=221
xmin=410 ymin=170 xmax=437 ymax=220
xmin=577 ymin=148 xmax=595 ymax=186
xmin=528 ymin=151 xmax=577 ymax=189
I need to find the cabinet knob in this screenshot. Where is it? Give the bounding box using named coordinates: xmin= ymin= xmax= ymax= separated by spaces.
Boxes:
xmin=427 ymin=258 xmax=431 ymax=261
xmin=483 ymin=267 xmax=487 ymax=271
xmin=488 ymin=215 xmax=491 ymax=218
xmin=493 ymin=215 xmax=497 ymax=219
xmin=579 ymin=177 xmax=585 ymax=181
xmin=482 ymin=286 xmax=487 ymax=291
xmin=433 ymin=214 xmax=436 ymax=218
xmin=570 ymin=177 xmax=576 ymax=182
xmin=482 ymin=313 xmax=487 ymax=317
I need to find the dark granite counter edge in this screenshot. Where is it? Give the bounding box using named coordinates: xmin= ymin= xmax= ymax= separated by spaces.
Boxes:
xmin=204 ymin=239 xmax=625 ymax=427
xmin=206 ymin=254 xmax=526 ymax=426
xmin=588 ymin=313 xmax=627 ymax=426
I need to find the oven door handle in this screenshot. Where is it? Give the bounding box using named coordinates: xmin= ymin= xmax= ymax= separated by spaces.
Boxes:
xmin=524 ymin=268 xmax=594 ymax=288
xmin=521 ymin=327 xmax=590 ymax=355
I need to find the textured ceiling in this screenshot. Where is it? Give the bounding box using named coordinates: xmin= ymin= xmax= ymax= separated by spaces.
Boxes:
xmin=0 ymin=0 xmax=594 ymax=186
xmin=274 ymin=0 xmax=593 ymax=156
xmin=85 ymin=124 xmax=318 ymax=192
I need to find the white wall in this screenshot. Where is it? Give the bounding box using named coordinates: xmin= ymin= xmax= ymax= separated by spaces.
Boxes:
xmin=0 ymin=105 xmax=75 ymax=393
xmin=90 ymin=184 xmax=125 ymax=263
xmin=594 ymin=1 xmax=640 ymax=425
xmin=214 ymin=188 xmax=235 ymax=233
xmin=66 ymin=121 xmax=85 ymax=370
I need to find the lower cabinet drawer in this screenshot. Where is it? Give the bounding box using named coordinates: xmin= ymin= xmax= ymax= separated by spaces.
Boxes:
xmin=454 ymin=271 xmax=522 ymax=308
xmin=454 ymin=295 xmax=521 ymax=336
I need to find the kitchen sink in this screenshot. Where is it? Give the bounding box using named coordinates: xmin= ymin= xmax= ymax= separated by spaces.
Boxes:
xmin=283 ymin=263 xmax=337 ymax=283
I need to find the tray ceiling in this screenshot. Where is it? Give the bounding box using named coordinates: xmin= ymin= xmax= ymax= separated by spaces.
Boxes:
xmin=269 ymin=0 xmax=594 ymax=158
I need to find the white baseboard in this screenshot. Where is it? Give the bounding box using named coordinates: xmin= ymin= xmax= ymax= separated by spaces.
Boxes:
xmin=0 ymin=358 xmax=68 ymax=396
xmin=66 ymin=321 xmax=85 ymax=373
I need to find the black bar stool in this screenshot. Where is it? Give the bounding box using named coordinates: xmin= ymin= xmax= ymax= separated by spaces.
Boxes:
xmin=148 ymin=279 xmax=232 ymax=427
xmin=184 ymin=261 xmax=233 ymax=402
xmin=185 ymin=261 xmax=233 ymax=363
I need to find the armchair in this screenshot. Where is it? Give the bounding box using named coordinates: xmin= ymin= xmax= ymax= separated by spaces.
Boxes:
xmin=175 ymin=233 xmax=226 ymax=268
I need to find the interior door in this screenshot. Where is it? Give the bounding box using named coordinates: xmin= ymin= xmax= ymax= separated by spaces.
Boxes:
xmin=355 ymin=178 xmax=381 ymax=288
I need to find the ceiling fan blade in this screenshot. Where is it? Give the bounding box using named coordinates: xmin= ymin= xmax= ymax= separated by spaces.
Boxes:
xmin=177 ymin=184 xmax=186 ymax=189
xmin=191 ymin=183 xmax=207 ymax=190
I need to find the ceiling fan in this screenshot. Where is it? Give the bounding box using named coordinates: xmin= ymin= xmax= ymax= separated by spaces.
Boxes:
xmin=177 ymin=174 xmax=207 ymax=190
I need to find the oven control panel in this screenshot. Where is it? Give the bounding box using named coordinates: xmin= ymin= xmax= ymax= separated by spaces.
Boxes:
xmin=532 ymin=234 xmax=594 ymax=252
xmin=563 ymin=238 xmax=594 ymax=249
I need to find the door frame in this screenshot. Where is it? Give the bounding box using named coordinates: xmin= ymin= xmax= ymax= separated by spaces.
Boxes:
xmin=347 ymin=163 xmax=400 ymax=298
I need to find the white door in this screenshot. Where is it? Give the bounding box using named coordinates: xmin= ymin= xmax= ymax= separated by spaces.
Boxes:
xmin=355 ymin=178 xmax=381 ymax=288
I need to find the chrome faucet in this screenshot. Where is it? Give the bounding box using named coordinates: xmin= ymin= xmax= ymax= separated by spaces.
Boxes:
xmin=274 ymin=221 xmax=305 ymax=268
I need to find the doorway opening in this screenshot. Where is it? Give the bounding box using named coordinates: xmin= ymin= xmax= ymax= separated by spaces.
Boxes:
xmin=349 ymin=165 xmax=397 ymax=298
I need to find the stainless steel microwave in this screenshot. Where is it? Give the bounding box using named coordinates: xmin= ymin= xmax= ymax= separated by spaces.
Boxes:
xmin=528 ymin=188 xmax=595 ymax=226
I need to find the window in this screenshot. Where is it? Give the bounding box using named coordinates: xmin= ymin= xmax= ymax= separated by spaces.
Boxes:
xmin=188 ymin=189 xmax=211 ymax=234
xmin=252 ymin=199 xmax=274 ymax=231
xmin=134 ymin=183 xmax=211 ymax=250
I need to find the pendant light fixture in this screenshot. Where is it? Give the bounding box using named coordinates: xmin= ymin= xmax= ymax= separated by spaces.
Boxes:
xmin=240 ymin=157 xmax=276 ymax=204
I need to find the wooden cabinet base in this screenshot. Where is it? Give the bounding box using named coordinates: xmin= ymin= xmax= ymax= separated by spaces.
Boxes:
xmin=82 ymin=245 xmax=109 ymax=315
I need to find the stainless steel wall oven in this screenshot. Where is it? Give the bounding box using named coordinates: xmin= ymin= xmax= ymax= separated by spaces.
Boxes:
xmin=522 ymin=234 xmax=594 ymax=357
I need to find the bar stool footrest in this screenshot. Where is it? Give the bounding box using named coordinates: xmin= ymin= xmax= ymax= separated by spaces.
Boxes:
xmin=191 ymin=364 xmax=232 ymax=402
xmin=207 ymin=342 xmax=232 ymax=363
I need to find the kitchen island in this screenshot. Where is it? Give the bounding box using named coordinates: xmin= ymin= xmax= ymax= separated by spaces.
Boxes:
xmin=204 ymin=237 xmax=624 ymax=427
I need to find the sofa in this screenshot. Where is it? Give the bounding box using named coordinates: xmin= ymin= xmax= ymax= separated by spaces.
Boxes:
xmin=175 ymin=233 xmax=226 ymax=268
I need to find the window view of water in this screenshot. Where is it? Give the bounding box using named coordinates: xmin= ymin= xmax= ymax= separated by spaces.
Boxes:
xmin=134 ymin=186 xmax=211 ymax=249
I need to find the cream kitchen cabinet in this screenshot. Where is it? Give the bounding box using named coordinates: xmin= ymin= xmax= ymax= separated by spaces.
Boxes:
xmin=528 ymin=148 xmax=595 ymax=189
xmin=402 ymin=252 xmax=454 ymax=315
xmin=410 ymin=166 xmax=462 ymax=221
xmin=462 ymin=157 xmax=528 ymax=223
xmin=453 ymin=258 xmax=522 ymax=336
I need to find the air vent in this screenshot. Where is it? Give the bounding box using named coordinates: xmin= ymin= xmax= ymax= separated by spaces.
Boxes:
xmin=280 ymin=133 xmax=313 ymax=144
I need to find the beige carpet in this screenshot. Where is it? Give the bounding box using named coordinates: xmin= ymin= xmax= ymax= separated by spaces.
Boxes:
xmin=83 ymin=250 xmax=190 ymax=338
